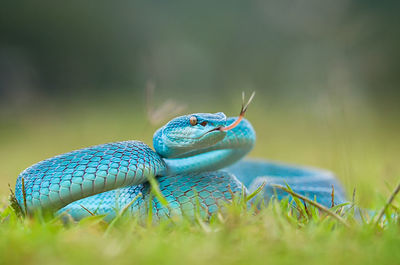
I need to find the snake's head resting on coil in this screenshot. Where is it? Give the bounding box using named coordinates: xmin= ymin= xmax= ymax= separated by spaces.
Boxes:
xmin=153 ymin=112 xmax=228 ymax=158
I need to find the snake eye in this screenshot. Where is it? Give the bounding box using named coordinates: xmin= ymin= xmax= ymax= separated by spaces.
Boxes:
xmin=200 ymin=121 xmax=207 ymax=127
xmin=189 ymin=116 xmax=197 ymax=126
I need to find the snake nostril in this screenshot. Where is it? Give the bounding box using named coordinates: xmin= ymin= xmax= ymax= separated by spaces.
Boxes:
xmin=200 ymin=121 xmax=207 ymax=127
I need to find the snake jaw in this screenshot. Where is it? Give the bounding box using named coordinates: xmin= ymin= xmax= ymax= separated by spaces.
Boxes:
xmin=207 ymin=126 xmax=223 ymax=133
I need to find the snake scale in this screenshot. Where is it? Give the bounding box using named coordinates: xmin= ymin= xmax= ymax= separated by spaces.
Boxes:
xmin=14 ymin=110 xmax=347 ymax=221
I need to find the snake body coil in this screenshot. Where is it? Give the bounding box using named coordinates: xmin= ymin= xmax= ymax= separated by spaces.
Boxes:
xmin=15 ymin=112 xmax=346 ymax=220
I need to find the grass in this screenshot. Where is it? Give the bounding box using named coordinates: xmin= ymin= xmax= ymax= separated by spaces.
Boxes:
xmin=1 ymin=188 xmax=399 ymax=265
xmin=0 ymin=96 xmax=399 ymax=265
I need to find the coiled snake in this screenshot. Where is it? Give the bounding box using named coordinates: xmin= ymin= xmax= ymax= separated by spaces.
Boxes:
xmin=14 ymin=104 xmax=347 ymax=221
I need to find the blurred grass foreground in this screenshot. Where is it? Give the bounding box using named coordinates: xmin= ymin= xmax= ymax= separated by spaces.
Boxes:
xmin=0 ymin=1 xmax=399 ymax=265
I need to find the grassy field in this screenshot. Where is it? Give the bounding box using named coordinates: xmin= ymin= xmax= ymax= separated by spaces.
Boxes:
xmin=0 ymin=96 xmax=399 ymax=265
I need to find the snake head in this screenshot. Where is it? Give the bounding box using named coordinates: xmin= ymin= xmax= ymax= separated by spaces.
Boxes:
xmin=153 ymin=112 xmax=228 ymax=158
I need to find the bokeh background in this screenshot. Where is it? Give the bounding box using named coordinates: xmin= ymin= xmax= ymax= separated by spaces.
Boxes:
xmin=0 ymin=1 xmax=399 ymax=206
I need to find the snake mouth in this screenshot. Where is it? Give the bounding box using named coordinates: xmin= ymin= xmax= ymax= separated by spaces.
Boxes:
xmin=182 ymin=122 xmax=237 ymax=141
xmin=207 ymin=126 xmax=223 ymax=133
xmin=190 ymin=126 xmax=224 ymax=140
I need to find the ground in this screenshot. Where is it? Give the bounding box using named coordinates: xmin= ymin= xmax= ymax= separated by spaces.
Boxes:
xmin=0 ymin=97 xmax=399 ymax=265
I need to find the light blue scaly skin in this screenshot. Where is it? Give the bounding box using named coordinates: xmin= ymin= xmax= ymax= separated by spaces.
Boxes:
xmin=15 ymin=112 xmax=347 ymax=221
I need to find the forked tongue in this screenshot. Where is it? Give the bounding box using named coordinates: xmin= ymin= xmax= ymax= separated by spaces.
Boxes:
xmin=220 ymin=91 xmax=255 ymax=131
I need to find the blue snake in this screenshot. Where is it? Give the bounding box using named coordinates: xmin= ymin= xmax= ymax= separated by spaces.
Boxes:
xmin=14 ymin=111 xmax=347 ymax=221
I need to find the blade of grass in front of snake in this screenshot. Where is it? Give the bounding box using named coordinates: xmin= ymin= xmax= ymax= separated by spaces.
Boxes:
xmin=148 ymin=175 xmax=169 ymax=207
xmin=245 ymin=181 xmax=266 ymax=203
xmin=105 ymin=193 xmax=142 ymax=235
xmin=271 ymin=184 xmax=350 ymax=227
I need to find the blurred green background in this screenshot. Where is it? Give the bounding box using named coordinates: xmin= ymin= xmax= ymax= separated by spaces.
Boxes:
xmin=0 ymin=1 xmax=399 ymax=206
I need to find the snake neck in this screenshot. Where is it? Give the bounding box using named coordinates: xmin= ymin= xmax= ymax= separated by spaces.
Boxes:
xmin=157 ymin=118 xmax=256 ymax=175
